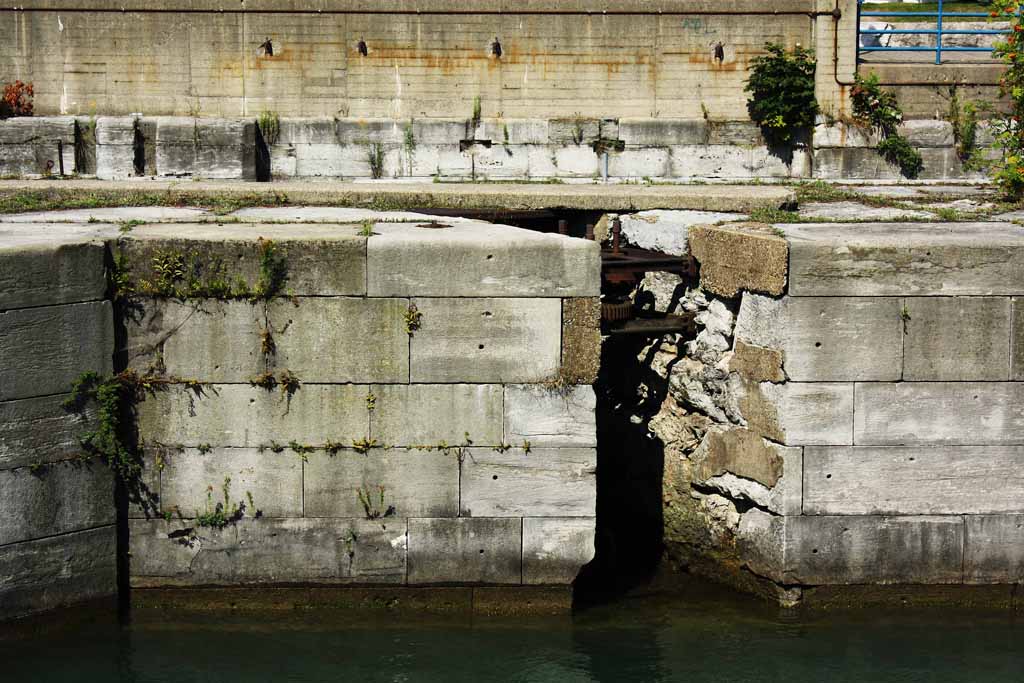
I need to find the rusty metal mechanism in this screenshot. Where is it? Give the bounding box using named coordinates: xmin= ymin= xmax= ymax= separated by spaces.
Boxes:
xmin=590 ymin=217 xmax=698 ymax=337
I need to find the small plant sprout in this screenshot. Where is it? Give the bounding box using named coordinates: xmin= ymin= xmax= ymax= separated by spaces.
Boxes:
xmin=356 ymin=485 xmax=396 ymax=520
xmin=260 ymin=327 xmax=276 ymax=357
xmin=901 ymin=305 xmax=912 ymax=335
xmin=278 ymin=370 xmax=301 ymax=397
xmin=365 ymin=391 xmax=377 ymax=411
xmin=403 ymin=303 xmax=422 ymax=335
xmin=352 ymin=437 xmax=378 ymax=455
xmin=324 ymin=439 xmax=346 ymax=456
xmin=258 ymin=110 xmax=281 ymax=146
xmin=249 ymin=372 xmax=277 ymax=391
xmin=367 ymin=143 xmax=386 ymax=179
xmin=359 ymin=219 xmax=375 ymax=237
xmin=194 ymin=477 xmax=253 ymax=529
xmin=119 ymin=219 xmax=145 ymax=234
xmin=522 ymin=440 xmax=532 ymax=455
xmin=289 ymin=441 xmax=315 ymax=461
xmin=197 ymin=443 xmax=213 ymax=455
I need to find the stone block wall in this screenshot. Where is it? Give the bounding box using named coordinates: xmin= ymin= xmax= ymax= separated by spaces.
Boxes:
xmin=0 ymin=228 xmax=117 ymax=619
xmin=119 ymin=221 xmax=601 ymax=589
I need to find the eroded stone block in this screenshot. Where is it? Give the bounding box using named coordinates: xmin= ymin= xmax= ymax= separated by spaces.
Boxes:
xmin=523 ymin=518 xmax=596 ymax=585
xmin=0 ymin=240 xmax=107 ymax=310
xmin=689 ymin=223 xmax=787 ymax=297
xmin=964 ymin=515 xmax=1024 ymax=583
xmin=903 ymin=297 xmax=1011 ymax=381
xmin=0 ymin=395 xmax=96 ymax=470
xmin=370 ymin=384 xmax=502 ymax=447
xmin=741 ymin=381 xmax=854 ymax=446
xmin=503 ymin=385 xmax=596 ymax=448
xmin=0 ymin=462 xmax=115 ymax=546
xmin=407 ymin=518 xmax=521 ymax=585
xmin=561 ymin=297 xmax=601 ymax=385
xmin=460 ymin=448 xmax=596 ymax=518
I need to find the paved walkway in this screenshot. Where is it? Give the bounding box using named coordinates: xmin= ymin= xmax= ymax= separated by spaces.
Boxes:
xmin=0 ymin=179 xmax=794 ymax=213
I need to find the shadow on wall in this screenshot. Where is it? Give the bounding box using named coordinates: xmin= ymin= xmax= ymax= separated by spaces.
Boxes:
xmin=575 ymin=326 xmax=682 ymax=605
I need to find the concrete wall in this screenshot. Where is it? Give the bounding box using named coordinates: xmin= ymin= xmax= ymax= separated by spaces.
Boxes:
xmin=117 ymin=220 xmax=601 ymax=589
xmin=0 ymin=227 xmax=117 ymax=619
xmin=657 ymin=220 xmax=1024 ymax=600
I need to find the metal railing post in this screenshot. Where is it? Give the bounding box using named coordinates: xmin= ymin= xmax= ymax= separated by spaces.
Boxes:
xmin=936 ymin=0 xmax=944 ymax=64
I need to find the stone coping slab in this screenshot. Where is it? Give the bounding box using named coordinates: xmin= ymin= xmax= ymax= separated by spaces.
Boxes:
xmin=0 ymin=179 xmax=796 ymax=212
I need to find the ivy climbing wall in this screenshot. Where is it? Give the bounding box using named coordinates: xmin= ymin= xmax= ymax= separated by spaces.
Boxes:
xmin=119 ymin=219 xmax=602 ymax=590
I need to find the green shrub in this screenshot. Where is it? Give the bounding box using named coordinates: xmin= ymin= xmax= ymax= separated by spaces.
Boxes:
xmin=850 ymin=73 xmax=923 ymax=179
xmin=745 ymin=43 xmax=818 ymax=148
xmin=878 ymin=135 xmax=923 ymax=179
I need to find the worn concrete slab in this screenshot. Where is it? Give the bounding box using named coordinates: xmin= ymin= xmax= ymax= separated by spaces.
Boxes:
xmin=304 ymin=450 xmax=459 ymax=518
xmin=855 ymin=383 xmax=1024 ymax=445
xmin=0 ymin=240 xmax=107 ymax=310
xmin=903 ymin=297 xmax=1011 ymax=381
xmin=368 ymin=222 xmax=599 ymax=297
xmin=618 ymin=209 xmax=746 ymax=257
xmin=786 ymin=223 xmax=1024 ymax=296
xmin=410 ymin=298 xmax=561 ymax=383
xmin=460 ymin=448 xmax=596 ymax=518
xmin=268 ymin=298 xmax=409 ymax=383
xmin=781 ymin=515 xmax=965 ymax=585
xmin=0 ymin=463 xmax=115 ymax=546
xmin=0 ymin=179 xmax=797 ymax=213
xmin=407 ymin=518 xmax=522 ymax=585
xmin=0 ymin=527 xmax=116 ymax=619
xmin=503 ymin=385 xmax=597 ymax=448
xmin=522 ymin=518 xmax=596 ymax=585
xmin=0 ymin=301 xmax=114 ymax=401
xmin=0 ymin=207 xmax=213 ymax=224
xmin=797 ymin=201 xmax=935 ymax=221
xmin=734 ymin=294 xmax=903 ymax=381
xmin=123 ymin=299 xmax=265 ymax=382
xmin=129 ymin=518 xmax=406 ymax=586
xmin=154 ymin=118 xmax=256 ymax=180
xmin=0 ymin=395 xmax=96 ymax=470
xmin=805 ymin=446 xmax=1024 ymax=515
xmin=120 ymin=223 xmax=367 ymax=297
xmin=742 ymin=381 xmax=854 ymax=446
xmin=225 ymin=207 xmax=454 ymax=223
xmin=159 ymin=448 xmax=303 ymax=519
xmin=136 ymin=384 xmax=369 ymax=449
xmin=370 ymin=384 xmax=503 ymax=447
xmin=964 ymin=515 xmax=1024 ymax=583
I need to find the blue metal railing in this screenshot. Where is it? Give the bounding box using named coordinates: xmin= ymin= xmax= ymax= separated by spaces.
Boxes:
xmin=857 ymin=0 xmax=1011 ymax=64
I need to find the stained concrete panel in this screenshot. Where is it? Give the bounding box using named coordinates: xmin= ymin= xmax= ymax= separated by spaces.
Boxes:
xmin=903 ymin=297 xmax=1011 ymax=381
xmin=804 ymin=446 xmax=1024 ymax=515
xmin=155 ymin=300 xmax=267 ymax=382
xmin=159 ymin=448 xmax=303 ymax=519
xmin=136 ymin=384 xmax=369 ymax=448
xmin=0 ymin=241 xmax=107 ymax=310
xmin=503 ymin=385 xmax=597 ymax=448
xmin=407 ymin=518 xmax=522 ymax=585
xmin=460 ymin=448 xmax=596 ymax=518
xmin=964 ymin=515 xmax=1024 ymax=583
xmin=0 ymin=301 xmax=114 ymax=401
xmin=303 ymin=450 xmax=459 ymax=519
xmin=370 ymin=384 xmax=503 ymax=447
xmin=129 ymin=518 xmax=406 ymax=586
xmin=0 ymin=395 xmax=96 ymax=470
xmin=522 ymin=518 xmax=596 ymax=585
xmin=410 ymin=298 xmax=561 ymax=383
xmin=747 ymin=382 xmax=854 ymax=446
xmin=734 ymin=294 xmax=902 ymax=381
xmin=0 ymin=463 xmax=115 ymax=546
xmin=268 ymin=298 xmax=410 ymax=384
xmin=787 ymin=223 xmax=1024 ymax=296
xmin=367 ymin=222 xmax=600 ymax=298
xmin=0 ymin=527 xmax=117 ymax=619
xmin=854 ymin=383 xmax=1024 ymax=445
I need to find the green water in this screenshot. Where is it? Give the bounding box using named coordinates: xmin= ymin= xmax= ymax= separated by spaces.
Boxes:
xmin=2 ymin=591 xmax=1022 ymax=682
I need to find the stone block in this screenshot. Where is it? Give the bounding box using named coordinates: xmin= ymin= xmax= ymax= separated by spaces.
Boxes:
xmin=463 ymin=143 xmax=531 ymax=179
xmin=619 ymin=210 xmax=746 ymax=257
xmin=805 ymin=446 xmax=1024 ymax=515
xmin=903 ymin=297 xmax=1011 ymax=381
xmin=476 ymin=120 xmax=549 ymax=146
xmin=900 ymin=119 xmax=955 ymax=148
xmin=548 ymin=118 xmax=602 ymax=145
xmin=0 ymin=462 xmax=115 ymax=546
xmin=0 ymin=240 xmax=107 ymax=310
xmin=1013 ymin=298 xmax=1023 ymax=381
xmin=608 ymin=148 xmax=670 ymax=178
xmin=268 ymin=298 xmax=409 ymax=383
xmin=120 ymin=224 xmax=367 ymax=297
xmin=0 ymin=301 xmax=113 ymax=402
xmin=159 ymin=448 xmax=302 ymax=519
xmin=689 ymin=224 xmax=788 ymax=297
xmin=95 ymin=117 xmax=138 ymax=180
xmin=693 ymin=433 xmax=802 ymax=516
xmin=786 ymin=223 xmax=1024 ymax=296
xmin=522 ymin=518 xmax=596 ymax=585
xmin=409 ymin=298 xmax=561 ymax=383
xmin=0 ymin=394 xmax=96 ymax=470
xmin=122 ymin=299 xmax=265 ymax=382
xmin=503 ymin=385 xmax=596 ymax=448
xmin=781 ymin=515 xmax=964 ymax=584
xmin=407 ymin=518 xmax=521 ymax=585
xmin=304 ymin=450 xmax=459 ymax=518
xmin=410 ymin=119 xmax=468 ymax=145
xmin=0 ymin=117 xmax=76 ymax=176
xmin=735 ymin=294 xmax=902 ymax=381
xmin=154 ymin=117 xmax=255 ymax=179
xmin=367 ymin=222 xmax=599 ymax=298
xmin=855 ymin=382 xmax=1024 ymax=446
xmin=561 ymin=297 xmax=601 ymax=385
xmin=370 ymin=384 xmax=502 ymax=447
xmin=550 ymin=146 xmax=602 ymax=177
xmin=460 ymin=448 xmax=596 ymax=517
xmin=742 ymin=382 xmax=854 ymax=446
xmin=812 ymin=147 xmax=959 ymax=180
xmin=0 ymin=527 xmax=116 ymax=619
xmin=964 ymin=515 xmax=1024 ymax=583
xmin=331 ymin=118 xmax=406 ymax=145
xmin=707 ymin=121 xmax=764 ymax=146
xmin=129 ymin=518 xmax=406 ymax=586
xmin=812 ymin=122 xmax=879 ymax=148
xmin=136 ymin=384 xmax=369 ymax=448
xmin=619 ymin=119 xmax=709 ymax=146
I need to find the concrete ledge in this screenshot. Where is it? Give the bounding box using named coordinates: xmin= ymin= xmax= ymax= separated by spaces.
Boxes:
xmin=0 ymin=527 xmax=116 ymax=620
xmin=689 ymin=223 xmax=788 ymax=298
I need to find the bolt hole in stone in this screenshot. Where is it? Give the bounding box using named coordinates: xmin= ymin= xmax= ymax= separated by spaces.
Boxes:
xmin=486 ymin=254 xmax=494 ymax=260
xmin=479 ymin=549 xmax=485 ymax=554
xmin=909 ymin=457 xmax=915 ymax=461
xmin=492 ymin=475 xmax=498 ymax=480
xmin=478 ymin=344 xmax=485 ymax=350
xmin=812 ymin=549 xmax=818 ymax=554
xmin=482 ymin=311 xmax=492 ymax=318
xmin=815 ymin=342 xmax=822 ymax=348
xmin=826 ymin=474 xmax=832 ymax=479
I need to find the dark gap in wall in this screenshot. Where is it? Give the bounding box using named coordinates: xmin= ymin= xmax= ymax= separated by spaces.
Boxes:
xmin=254 ymin=126 xmax=272 ymax=182
xmin=415 ymin=208 xmax=604 ymax=238
xmin=132 ymin=121 xmax=146 ymax=177
xmin=74 ymin=119 xmax=97 ymax=175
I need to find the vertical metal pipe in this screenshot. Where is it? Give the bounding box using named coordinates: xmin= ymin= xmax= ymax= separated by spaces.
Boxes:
xmin=936 ymin=0 xmax=944 ymax=64
xmin=611 ymin=217 xmax=621 ymax=254
xmin=57 ymin=140 xmax=65 ymax=176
